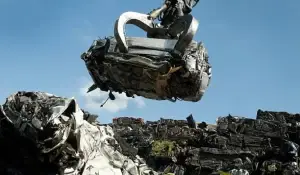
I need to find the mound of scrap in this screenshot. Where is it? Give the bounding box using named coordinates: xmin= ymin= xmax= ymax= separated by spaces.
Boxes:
xmin=0 ymin=91 xmax=300 ymax=175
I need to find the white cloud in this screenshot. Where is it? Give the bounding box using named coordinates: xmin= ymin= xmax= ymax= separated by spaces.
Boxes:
xmin=79 ymin=81 xmax=145 ymax=113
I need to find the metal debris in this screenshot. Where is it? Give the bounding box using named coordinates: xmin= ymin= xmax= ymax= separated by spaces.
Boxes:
xmin=0 ymin=91 xmax=156 ymax=175
xmin=112 ymin=111 xmax=300 ymax=175
xmin=1 ymin=92 xmax=300 ymax=175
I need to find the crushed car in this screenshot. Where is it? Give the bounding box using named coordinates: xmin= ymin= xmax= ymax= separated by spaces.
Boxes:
xmin=81 ymin=0 xmax=212 ymax=102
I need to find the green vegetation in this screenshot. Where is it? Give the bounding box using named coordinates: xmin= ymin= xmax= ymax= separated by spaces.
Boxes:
xmin=150 ymin=140 xmax=175 ymax=157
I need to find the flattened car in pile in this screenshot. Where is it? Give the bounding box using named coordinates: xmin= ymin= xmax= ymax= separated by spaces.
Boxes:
xmin=81 ymin=11 xmax=212 ymax=102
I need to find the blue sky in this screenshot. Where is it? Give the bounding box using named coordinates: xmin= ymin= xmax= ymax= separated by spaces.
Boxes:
xmin=0 ymin=0 xmax=300 ymax=124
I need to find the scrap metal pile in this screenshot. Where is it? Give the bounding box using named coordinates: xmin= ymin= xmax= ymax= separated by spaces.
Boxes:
xmin=1 ymin=91 xmax=300 ymax=175
xmin=112 ymin=112 xmax=300 ymax=175
xmin=0 ymin=91 xmax=157 ymax=175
